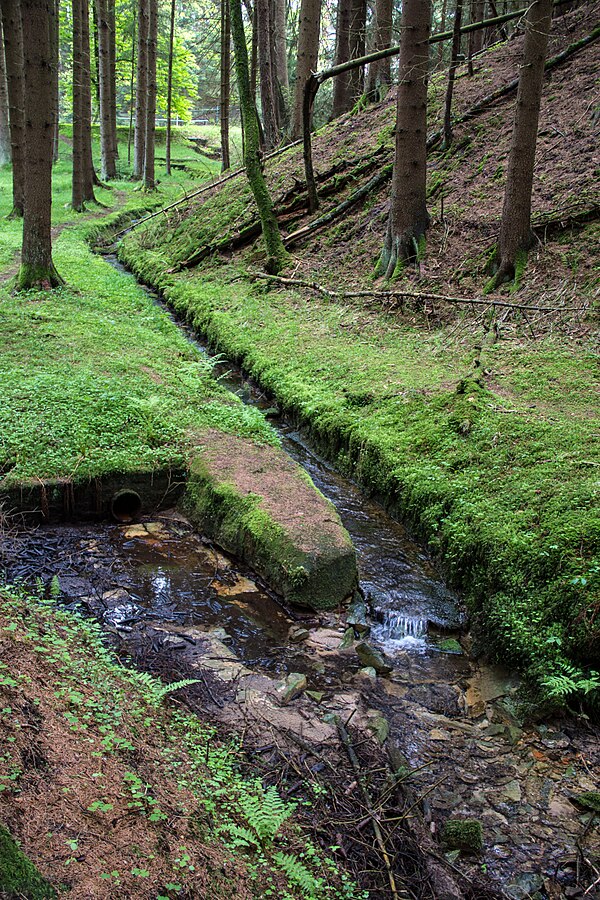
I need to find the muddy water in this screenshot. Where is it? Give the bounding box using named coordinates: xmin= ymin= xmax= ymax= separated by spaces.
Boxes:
xmin=31 ymin=252 xmax=593 ymax=898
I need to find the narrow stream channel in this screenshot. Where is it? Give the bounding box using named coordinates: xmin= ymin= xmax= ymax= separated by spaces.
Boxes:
xmin=4 ymin=248 xmax=595 ymax=899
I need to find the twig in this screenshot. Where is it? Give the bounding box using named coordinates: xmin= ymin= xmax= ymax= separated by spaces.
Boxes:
xmin=337 ymin=717 xmax=409 ymax=900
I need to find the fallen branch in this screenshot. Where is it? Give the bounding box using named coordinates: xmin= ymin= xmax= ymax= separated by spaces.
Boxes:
xmin=247 ymin=271 xmax=587 ymax=313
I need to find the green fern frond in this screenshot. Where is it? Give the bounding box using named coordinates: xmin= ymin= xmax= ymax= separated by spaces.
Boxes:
xmin=274 ymin=851 xmax=319 ymax=898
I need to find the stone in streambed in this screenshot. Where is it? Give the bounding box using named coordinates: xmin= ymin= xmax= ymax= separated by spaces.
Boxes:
xmin=185 ymin=429 xmax=357 ymax=610
xmin=288 ymin=624 xmax=310 ymax=643
xmin=441 ymin=819 xmax=483 ymax=854
xmin=365 ymin=709 xmax=389 ymax=745
xmin=346 ymin=596 xmax=369 ymax=633
xmin=355 ymin=641 xmax=394 ymax=675
xmin=277 ymin=672 xmax=307 ymax=704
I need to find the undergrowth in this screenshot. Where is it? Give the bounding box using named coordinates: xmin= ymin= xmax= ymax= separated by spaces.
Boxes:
xmin=0 ymin=582 xmax=365 ymax=899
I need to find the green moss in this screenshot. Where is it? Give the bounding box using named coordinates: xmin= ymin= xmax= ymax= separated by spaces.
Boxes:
xmin=441 ymin=819 xmax=483 ymax=854
xmin=0 ymin=826 xmax=56 ymax=899
xmin=184 ymin=453 xmax=357 ymax=609
xmin=576 ymin=792 xmax=600 ymax=814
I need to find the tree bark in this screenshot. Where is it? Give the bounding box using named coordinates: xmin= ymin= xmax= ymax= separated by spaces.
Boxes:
xmin=108 ymin=0 xmax=118 ymax=159
xmin=166 ymin=0 xmax=176 ymax=175
xmin=493 ymin=0 xmax=553 ymax=284
xmin=81 ymin=0 xmax=97 ymax=199
xmin=1 ymin=0 xmax=25 ymax=216
xmin=0 ymin=16 xmax=10 ymax=165
xmin=133 ymin=0 xmax=148 ymax=179
xmin=365 ymin=0 xmax=392 ymax=101
xmin=51 ymin=0 xmax=59 ymax=163
xmin=220 ymin=0 xmax=231 ymax=170
xmin=443 ymin=0 xmax=463 ymax=147
xmin=347 ymin=0 xmax=366 ymax=99
xmin=256 ymin=0 xmax=280 ymax=148
xmin=97 ymin=0 xmax=117 ymax=178
xmin=331 ymin=0 xmax=352 ymax=117
xmin=72 ymin=0 xmax=84 ymax=209
xmin=230 ymin=0 xmax=287 ymax=272
xmin=273 ymin=0 xmax=288 ymax=92
xmin=378 ymin=0 xmax=431 ymax=277
xmin=18 ymin=0 xmax=63 ymax=288
xmin=143 ymin=0 xmax=158 ymax=189
xmin=290 ymin=0 xmax=321 ymax=140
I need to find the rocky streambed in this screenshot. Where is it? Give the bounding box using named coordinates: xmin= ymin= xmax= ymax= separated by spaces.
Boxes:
xmin=3 ymin=514 xmax=599 ymax=900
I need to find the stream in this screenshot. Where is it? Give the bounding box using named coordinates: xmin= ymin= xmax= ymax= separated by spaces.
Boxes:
xmin=2 ymin=252 xmax=598 ymax=900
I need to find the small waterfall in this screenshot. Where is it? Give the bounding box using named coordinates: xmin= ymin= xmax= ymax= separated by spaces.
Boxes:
xmin=376 ymin=610 xmax=428 ymax=641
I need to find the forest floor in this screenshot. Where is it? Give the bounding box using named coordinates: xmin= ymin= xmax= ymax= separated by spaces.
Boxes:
xmin=118 ymin=2 xmax=600 ymax=706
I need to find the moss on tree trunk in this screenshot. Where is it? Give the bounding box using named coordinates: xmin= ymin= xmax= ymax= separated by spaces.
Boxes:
xmin=230 ymin=0 xmax=287 ymax=274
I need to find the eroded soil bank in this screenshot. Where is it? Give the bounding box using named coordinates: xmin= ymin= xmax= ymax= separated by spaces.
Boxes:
xmin=3 ymin=510 xmax=599 ymax=900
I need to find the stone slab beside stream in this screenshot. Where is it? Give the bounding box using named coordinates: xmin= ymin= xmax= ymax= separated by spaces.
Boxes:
xmin=184 ymin=429 xmax=358 ymax=610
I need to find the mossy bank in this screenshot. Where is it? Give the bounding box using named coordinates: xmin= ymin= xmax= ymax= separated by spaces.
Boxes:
xmin=117 ymin=233 xmax=600 ymax=708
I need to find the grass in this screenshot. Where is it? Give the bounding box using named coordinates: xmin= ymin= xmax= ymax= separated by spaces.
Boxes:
xmin=0 ymin=582 xmax=364 ymax=899
xmin=117 ymin=234 xmax=600 ymax=708
xmin=0 ymin=134 xmax=275 ymax=487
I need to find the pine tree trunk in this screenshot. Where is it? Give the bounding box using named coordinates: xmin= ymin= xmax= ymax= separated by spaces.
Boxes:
xmin=81 ymin=0 xmax=97 ymax=200
xmin=378 ymin=0 xmax=431 ymax=277
xmin=127 ymin=3 xmax=135 ymax=165
xmin=438 ymin=0 xmax=448 ymax=63
xmin=230 ymin=0 xmax=286 ymax=273
xmin=1 ymin=0 xmax=25 ymax=216
xmin=51 ymin=0 xmax=59 ymax=163
xmin=133 ymin=0 xmax=148 ymax=179
xmin=443 ymin=0 xmax=463 ymax=147
xmin=331 ymin=0 xmax=352 ymax=117
xmin=18 ymin=0 xmax=63 ymax=289
xmin=493 ymin=0 xmax=552 ymax=284
xmin=72 ymin=0 xmax=85 ymax=209
xmin=0 ymin=16 xmax=12 ymax=165
xmin=143 ymin=0 xmax=157 ymax=189
xmin=97 ymin=0 xmax=117 ymax=178
xmin=108 ymin=0 xmax=118 ymax=160
xmin=273 ymin=0 xmax=288 ymax=92
xmin=347 ymin=0 xmax=366 ymax=100
xmin=290 ymin=0 xmax=321 ymax=140
xmin=256 ymin=0 xmax=280 ymax=148
xmin=165 ymin=0 xmax=176 ymax=175
xmin=220 ymin=0 xmax=231 ymax=170
xmin=365 ymin=0 xmax=392 ymax=101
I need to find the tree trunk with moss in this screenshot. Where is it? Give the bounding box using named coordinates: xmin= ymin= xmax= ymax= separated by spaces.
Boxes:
xmin=492 ymin=0 xmax=552 ymax=285
xmin=1 ymin=0 xmax=25 ymax=216
xmin=230 ymin=0 xmax=287 ymax=273
xmin=378 ymin=0 xmax=431 ymax=277
xmin=18 ymin=0 xmax=63 ymax=289
xmin=331 ymin=0 xmax=366 ymax=117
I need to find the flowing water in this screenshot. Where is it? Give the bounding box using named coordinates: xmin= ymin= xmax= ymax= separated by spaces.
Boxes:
xmin=32 ymin=251 xmax=590 ymax=898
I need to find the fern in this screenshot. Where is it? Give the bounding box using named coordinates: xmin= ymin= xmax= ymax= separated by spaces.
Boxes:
xmin=542 ymin=663 xmax=600 ymax=704
xmin=235 ymin=784 xmax=294 ymax=847
xmin=274 ymin=851 xmax=319 ymax=898
xmin=218 ymin=822 xmax=260 ymax=850
xmin=134 ymin=672 xmax=200 ymax=706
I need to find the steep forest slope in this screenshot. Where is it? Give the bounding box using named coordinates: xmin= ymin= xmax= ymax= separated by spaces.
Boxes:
xmin=120 ymin=2 xmax=600 ymax=705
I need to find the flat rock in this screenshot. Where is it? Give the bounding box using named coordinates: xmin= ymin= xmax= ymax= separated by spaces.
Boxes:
xmin=185 ymin=430 xmax=357 ymax=610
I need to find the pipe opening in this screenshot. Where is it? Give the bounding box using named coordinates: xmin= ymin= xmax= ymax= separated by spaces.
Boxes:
xmin=111 ymin=489 xmax=142 ymax=523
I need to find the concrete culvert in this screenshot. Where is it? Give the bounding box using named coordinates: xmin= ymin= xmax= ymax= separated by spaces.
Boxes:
xmin=111 ymin=489 xmax=142 ymax=523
